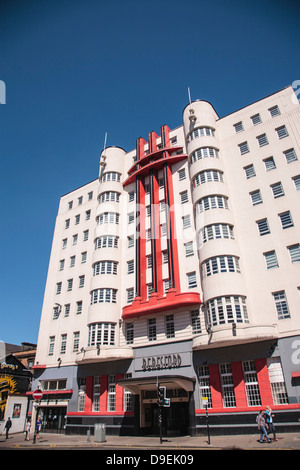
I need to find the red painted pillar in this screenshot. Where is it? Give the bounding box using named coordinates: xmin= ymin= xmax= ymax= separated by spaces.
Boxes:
xmin=115 ymin=374 xmax=124 ymax=413
xmin=84 ymin=376 xmax=93 ymax=413
xmin=99 ymin=375 xmax=108 ymax=412
xmin=256 ymin=358 xmax=273 ymax=406
xmin=231 ymin=362 xmax=248 ymax=408
xmin=209 ymin=364 xmax=223 ymax=409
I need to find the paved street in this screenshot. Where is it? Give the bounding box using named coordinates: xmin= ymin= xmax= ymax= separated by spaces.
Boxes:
xmin=1 ymin=431 xmax=300 ymax=450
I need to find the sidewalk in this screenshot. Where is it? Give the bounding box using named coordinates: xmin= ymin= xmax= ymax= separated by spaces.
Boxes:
xmin=1 ymin=431 xmax=300 ymax=450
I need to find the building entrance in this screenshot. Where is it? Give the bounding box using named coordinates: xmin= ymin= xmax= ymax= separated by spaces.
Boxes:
xmin=147 ymin=401 xmax=189 ymax=436
xmin=38 ymin=406 xmax=67 ymax=433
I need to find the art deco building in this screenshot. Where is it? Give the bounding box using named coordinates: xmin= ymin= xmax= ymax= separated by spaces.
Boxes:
xmin=31 ymin=85 xmax=300 ymax=435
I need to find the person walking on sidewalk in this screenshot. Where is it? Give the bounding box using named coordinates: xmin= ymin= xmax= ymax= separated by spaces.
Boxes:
xmin=265 ymin=406 xmax=277 ymax=441
xmin=24 ymin=419 xmax=31 ymax=440
xmin=4 ymin=417 xmax=12 ymax=439
xmin=256 ymin=410 xmax=271 ymax=443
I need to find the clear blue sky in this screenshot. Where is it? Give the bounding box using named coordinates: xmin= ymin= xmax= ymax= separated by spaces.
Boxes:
xmin=0 ymin=0 xmax=299 ymax=345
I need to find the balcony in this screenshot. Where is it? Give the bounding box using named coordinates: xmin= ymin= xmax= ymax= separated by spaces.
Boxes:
xmin=192 ymin=322 xmax=279 ymax=350
xmin=75 ymin=345 xmax=134 ymax=364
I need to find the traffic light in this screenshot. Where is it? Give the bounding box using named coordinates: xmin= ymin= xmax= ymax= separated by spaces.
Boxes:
xmin=157 ymin=385 xmax=166 ymax=406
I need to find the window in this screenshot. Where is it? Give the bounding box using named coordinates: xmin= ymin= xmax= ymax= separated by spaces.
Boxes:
xmin=64 ymin=304 xmax=70 ymax=317
xmin=271 ymin=182 xmax=284 ymax=198
xmin=126 ymin=323 xmax=134 ymax=344
xmin=83 ymin=230 xmax=89 ymax=241
xmin=73 ymin=234 xmax=78 ymax=245
xmin=165 ymin=314 xmax=175 ymax=338
xmin=86 ymin=210 xmax=91 ymax=220
xmin=59 ymin=259 xmax=65 ymax=271
xmin=62 ymin=238 xmax=67 ymax=249
xmin=56 ymin=282 xmax=62 ymax=294
xmin=202 ymin=256 xmax=241 ymax=277
xmin=127 ymin=260 xmax=134 ymax=274
xmin=276 ymin=125 xmax=288 ymax=139
xmin=92 ymin=376 xmax=100 ymax=411
xmin=65 ymin=219 xmax=70 ymax=229
xmin=198 ymin=365 xmax=212 ymax=408
xmin=48 ymin=336 xmax=55 ymax=356
xmin=238 ymin=141 xmax=249 ymax=155
xmin=78 ymin=378 xmax=86 ymax=412
xmin=189 ymin=127 xmax=215 ymax=140
xmin=79 ymin=275 xmax=85 ymax=288
xmin=187 ymin=271 xmax=197 ymax=288
xmin=98 ymin=191 xmax=120 ymax=203
xmin=279 ymin=211 xmax=294 ymax=229
xmin=269 ymin=105 xmax=280 ymax=117
xmin=263 ymin=156 xmax=276 ymax=171
xmin=193 ymin=169 xmax=223 ymax=186
xmin=190 ymin=147 xmax=219 ymax=163
xmin=267 ymin=357 xmax=289 ymax=405
xmin=81 ymin=252 xmax=87 ymax=263
xmin=197 ymin=195 xmax=229 ymax=212
xmin=207 ymin=296 xmax=248 ymax=326
xmin=234 ymin=121 xmax=244 ymax=133
xmin=127 ymin=288 xmax=134 ymax=303
xmin=76 ymin=301 xmax=82 ymax=314
xmin=292 ymin=175 xmax=300 ymax=191
xmin=60 ymin=334 xmax=67 ymax=354
xmin=200 ymin=223 xmax=234 ymax=244
xmin=257 ymin=133 xmax=268 ymax=147
xmin=180 ymin=190 xmax=188 ymax=204
xmin=70 ymin=255 xmax=75 ymax=267
xmin=88 ymin=322 xmax=116 ymax=346
xmin=163 ymin=279 xmax=171 ymax=295
xmin=250 ymin=190 xmax=263 ymax=206
xmin=220 ymin=363 xmax=236 ymax=408
xmin=251 ymin=113 xmax=261 ymax=125
xmin=53 ymin=305 xmax=60 ymax=319
xmin=73 ymin=332 xmax=80 ymax=352
xmin=161 ymin=223 xmax=167 ymax=237
xmin=146 ymin=255 xmax=152 ymax=268
xmin=257 ymin=218 xmax=270 ymax=236
xmin=128 ymin=235 xmax=134 ymax=248
xmin=75 ymin=214 xmax=80 ymax=225
xmin=124 ymin=373 xmax=133 ymax=411
xmin=95 ymin=235 xmax=119 ymax=249
xmin=182 ymin=214 xmax=191 ymax=229
xmin=67 ymin=279 xmax=73 ymax=291
xmin=264 ymin=250 xmax=279 ymax=269
xmin=108 ymin=375 xmax=116 ymax=411
xmin=97 ymin=212 xmax=119 ymax=225
xmin=178 ymin=168 xmax=186 ymax=180
xmin=128 ymin=191 xmax=135 ymax=202
xmin=273 ymin=291 xmax=290 ymax=319
xmin=128 ymin=212 xmax=134 ymax=224
xmin=244 ymin=164 xmax=256 ymax=179
xmin=148 ymin=318 xmax=156 ymax=341
xmin=100 ymin=172 xmax=121 ymax=183
xmin=78 ymin=196 xmax=83 ymax=205
xmin=288 ymin=244 xmax=300 ymax=263
xmin=184 ymin=241 xmax=194 ymax=257
xmin=243 ymin=360 xmax=261 ymax=406
xmin=90 ymin=288 xmax=117 ymax=304
xmin=191 ymin=309 xmax=201 ymax=334
xmin=93 ymin=261 xmax=118 ymax=276
xmin=88 ymin=191 xmax=93 ymax=200
xmin=284 ymin=148 xmax=298 ymax=163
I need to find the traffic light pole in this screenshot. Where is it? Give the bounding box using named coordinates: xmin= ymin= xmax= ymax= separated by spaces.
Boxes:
xmin=157 ymin=383 xmax=166 ymax=444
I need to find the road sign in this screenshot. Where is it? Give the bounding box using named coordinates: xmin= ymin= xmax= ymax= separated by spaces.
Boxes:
xmin=32 ymin=389 xmax=43 ymax=400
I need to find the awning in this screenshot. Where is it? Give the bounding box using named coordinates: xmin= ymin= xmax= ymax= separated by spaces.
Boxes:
xmin=118 ymin=375 xmax=195 ymax=395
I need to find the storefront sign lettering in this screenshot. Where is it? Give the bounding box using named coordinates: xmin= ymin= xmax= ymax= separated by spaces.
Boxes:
xmin=142 ymin=354 xmax=182 ymax=371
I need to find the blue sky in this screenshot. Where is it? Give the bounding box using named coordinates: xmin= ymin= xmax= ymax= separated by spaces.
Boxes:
xmin=0 ymin=0 xmax=299 ymax=345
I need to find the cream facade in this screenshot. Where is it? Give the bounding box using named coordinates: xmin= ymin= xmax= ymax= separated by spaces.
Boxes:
xmin=32 ymin=86 xmax=300 ymax=436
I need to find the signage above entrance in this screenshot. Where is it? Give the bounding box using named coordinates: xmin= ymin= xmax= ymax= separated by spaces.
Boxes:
xmin=142 ymin=353 xmax=182 ymax=371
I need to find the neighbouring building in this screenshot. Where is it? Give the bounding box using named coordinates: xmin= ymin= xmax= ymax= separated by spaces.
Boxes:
xmin=31 ymin=85 xmax=300 ymax=435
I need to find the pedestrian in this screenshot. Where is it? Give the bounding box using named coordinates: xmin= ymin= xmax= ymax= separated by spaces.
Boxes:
xmin=36 ymin=418 xmax=42 ymax=438
xmin=4 ymin=417 xmax=12 ymax=439
xmin=265 ymin=406 xmax=277 ymax=441
xmin=24 ymin=419 xmax=31 ymax=440
xmin=256 ymin=410 xmax=271 ymax=443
